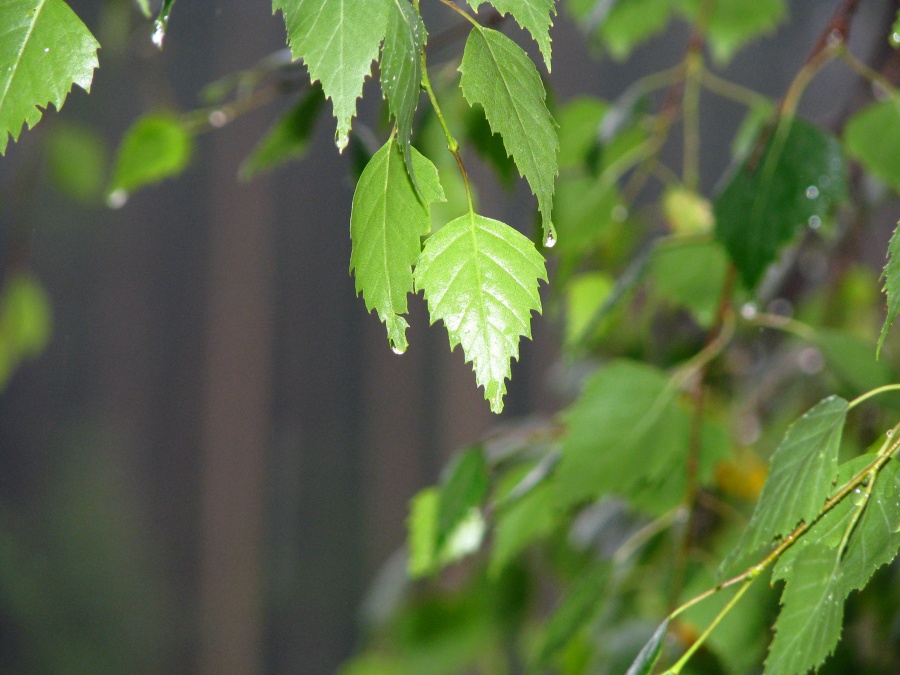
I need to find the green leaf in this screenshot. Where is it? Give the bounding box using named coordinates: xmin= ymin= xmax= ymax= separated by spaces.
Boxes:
xmin=556 ymin=96 xmax=607 ymax=170
xmin=489 ymin=481 xmax=556 ymax=575
xmin=350 ymin=136 xmax=444 ymax=353
xmin=879 ymin=222 xmax=900 ymax=355
xmin=892 ymin=9 xmax=900 ymax=48
xmin=407 ymin=487 xmax=439 ymax=577
xmin=766 ymin=544 xmax=844 ymax=675
xmin=624 ymin=618 xmax=670 ymax=675
xmin=415 ymin=213 xmax=546 ymax=413
xmin=840 ymin=458 xmax=900 ymax=593
xmin=108 ymin=112 xmax=193 ymax=196
xmin=462 ymin=0 xmax=556 ymax=71
xmin=273 ymin=0 xmax=390 ymax=152
xmin=676 ymin=0 xmax=786 ymax=63
xmin=554 ymin=360 xmax=680 ymax=510
xmin=715 ymin=117 xmax=846 ymax=289
xmin=844 ymin=99 xmax=900 ymax=191
xmin=438 ymin=447 xmax=489 ymax=541
xmin=564 ymin=271 xmax=614 ymax=346
xmin=381 ymin=0 xmax=425 ymax=183
xmin=134 ymin=0 xmax=152 ymax=18
xmin=771 ymin=455 xmax=871 ymax=582
xmin=239 ymin=85 xmax=324 ymax=179
xmin=735 ymin=396 xmax=848 ymax=559
xmin=650 ymin=240 xmax=728 ymax=327
xmin=0 ymin=0 xmax=100 ymax=154
xmin=1 ymin=273 xmax=51 ymax=360
xmin=45 ymin=122 xmax=108 ymax=203
xmin=465 ymin=105 xmax=517 ymax=189
xmin=588 ymin=0 xmax=674 ymax=60
xmin=536 ymin=565 xmax=608 ymax=666
xmin=459 ymin=26 xmax=558 ymax=244
xmin=815 ymin=329 xmax=894 ymax=394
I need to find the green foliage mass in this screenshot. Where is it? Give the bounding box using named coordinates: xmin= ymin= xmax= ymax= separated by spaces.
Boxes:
xmin=9 ymin=1 xmax=900 ymax=674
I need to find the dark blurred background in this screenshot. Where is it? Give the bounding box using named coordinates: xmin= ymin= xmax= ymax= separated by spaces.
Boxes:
xmin=0 ymin=1 xmax=894 ymax=673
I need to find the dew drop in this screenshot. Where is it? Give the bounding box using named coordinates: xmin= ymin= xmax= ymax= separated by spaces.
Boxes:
xmin=808 ymin=215 xmax=822 ymax=229
xmin=543 ymin=231 xmax=556 ymax=248
xmin=391 ymin=344 xmax=406 ymax=355
xmin=740 ymin=302 xmax=758 ymax=320
xmin=892 ymin=32 xmax=900 ymax=48
xmin=888 ymin=429 xmax=895 ymax=438
xmin=43 ymin=47 xmax=49 ymax=53
xmin=152 ymin=21 xmax=165 ymax=48
xmin=806 ymin=185 xmax=819 ymax=199
xmin=106 ymin=189 xmax=128 ymax=209
xmin=852 ymin=487 xmax=868 ymax=506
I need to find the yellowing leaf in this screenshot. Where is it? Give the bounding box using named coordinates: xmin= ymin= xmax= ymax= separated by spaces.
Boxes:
xmin=0 ymin=0 xmax=100 ymax=154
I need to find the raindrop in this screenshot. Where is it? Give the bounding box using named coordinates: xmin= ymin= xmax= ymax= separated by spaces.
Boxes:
xmin=892 ymin=32 xmax=900 ymax=48
xmin=805 ymin=185 xmax=819 ymax=199
xmin=808 ymin=215 xmax=822 ymax=229
xmin=797 ymin=346 xmax=824 ymax=374
xmin=888 ymin=429 xmax=895 ymax=438
xmin=543 ymin=231 xmax=556 ymax=248
xmin=106 ymin=189 xmax=128 ymax=209
xmin=852 ymin=488 xmax=868 ymax=506
xmin=43 ymin=47 xmax=49 ymax=53
xmin=208 ymin=110 xmax=228 ymax=127
xmin=152 ymin=21 xmax=165 ymax=48
xmin=740 ymin=302 xmax=758 ymax=320
xmin=612 ymin=204 xmax=628 ymax=222
xmin=391 ymin=344 xmax=406 ymax=355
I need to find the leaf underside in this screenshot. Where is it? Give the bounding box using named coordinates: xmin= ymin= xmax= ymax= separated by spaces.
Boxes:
xmin=273 ymin=0 xmax=390 ymax=151
xmin=414 ymin=213 xmax=546 ymax=413
xmin=350 ymin=136 xmax=444 ymax=353
xmin=0 ymin=0 xmax=100 ymax=154
xmin=460 ymin=26 xmax=558 ymax=244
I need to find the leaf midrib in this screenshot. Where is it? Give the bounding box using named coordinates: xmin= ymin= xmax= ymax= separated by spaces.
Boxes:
xmin=0 ymin=0 xmax=46 ymax=115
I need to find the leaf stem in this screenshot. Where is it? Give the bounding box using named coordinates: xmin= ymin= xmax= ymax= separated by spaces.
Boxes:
xmin=420 ymin=45 xmax=475 ymax=214
xmin=665 ymin=578 xmax=754 ymax=675
xmin=436 ymin=0 xmax=480 ymax=28
xmin=837 ymin=45 xmax=897 ymax=98
xmin=700 ymin=70 xmax=771 ymax=109
xmin=849 ymin=384 xmax=900 ymax=410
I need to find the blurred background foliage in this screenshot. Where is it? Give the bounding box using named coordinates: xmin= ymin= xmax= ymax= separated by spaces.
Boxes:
xmin=3 ymin=0 xmax=900 ymax=673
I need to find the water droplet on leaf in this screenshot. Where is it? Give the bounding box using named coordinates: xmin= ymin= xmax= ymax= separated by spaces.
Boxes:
xmin=891 ymin=32 xmax=900 ymax=48
xmin=43 ymin=47 xmax=49 ymax=53
xmin=740 ymin=302 xmax=758 ymax=320
xmin=152 ymin=21 xmax=165 ymax=48
xmin=543 ymin=231 xmax=556 ymax=248
xmin=208 ymin=110 xmax=228 ymax=127
xmin=806 ymin=185 xmax=819 ymax=199
xmin=391 ymin=344 xmax=406 ymax=355
xmin=808 ymin=215 xmax=821 ymax=229
xmin=612 ymin=204 xmax=628 ymax=221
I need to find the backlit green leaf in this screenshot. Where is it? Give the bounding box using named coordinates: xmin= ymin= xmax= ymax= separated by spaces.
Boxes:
xmin=381 ymin=0 xmax=425 ymax=183
xmin=736 ymin=396 xmax=848 ymax=559
xmin=463 ymin=0 xmax=556 ymax=71
xmin=844 ymin=99 xmax=900 ymax=191
xmin=239 ymin=84 xmax=324 ymax=179
xmin=459 ymin=26 xmax=558 ymax=244
xmin=45 ymin=122 xmax=107 ymax=203
xmin=767 ymin=544 xmax=844 ymax=675
xmin=715 ymin=117 xmax=845 ymax=289
xmin=0 ymin=0 xmax=100 ymax=154
xmin=879 ymin=223 xmax=900 ymax=355
xmin=108 ymin=112 xmax=192 ymax=196
xmin=273 ymin=0 xmax=390 ymax=152
xmin=650 ymin=240 xmax=728 ymax=327
xmin=407 ymin=487 xmax=439 ymax=577
xmin=489 ymin=481 xmax=556 ymax=575
xmin=815 ymin=329 xmax=894 ymax=394
xmin=414 ymin=212 xmax=547 ymax=413
xmin=590 ymin=0 xmax=673 ymax=60
xmin=350 ymin=136 xmax=444 ymax=353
